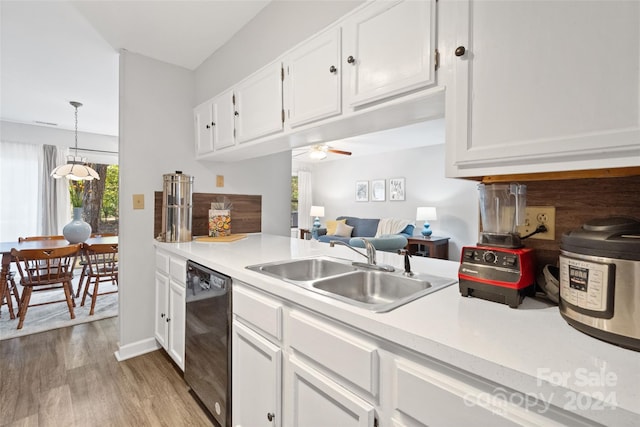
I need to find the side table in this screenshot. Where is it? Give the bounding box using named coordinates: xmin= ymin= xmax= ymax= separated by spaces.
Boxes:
xmin=406 ymin=236 xmax=450 ymax=260
xmin=299 ymin=228 xmax=311 ymax=240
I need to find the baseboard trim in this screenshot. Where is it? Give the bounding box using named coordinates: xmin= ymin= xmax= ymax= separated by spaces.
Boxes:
xmin=114 ymin=337 xmax=161 ymax=361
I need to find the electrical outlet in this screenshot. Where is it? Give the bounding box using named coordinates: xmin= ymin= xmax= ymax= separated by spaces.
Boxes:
xmin=518 ymin=206 xmax=556 ymax=240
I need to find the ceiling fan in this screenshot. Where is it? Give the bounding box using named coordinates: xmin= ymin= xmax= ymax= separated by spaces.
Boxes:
xmin=295 ymin=144 xmax=352 ymax=160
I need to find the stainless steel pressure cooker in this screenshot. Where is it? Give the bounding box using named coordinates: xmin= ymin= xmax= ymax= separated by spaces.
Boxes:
xmin=559 ymin=217 xmax=640 ymax=351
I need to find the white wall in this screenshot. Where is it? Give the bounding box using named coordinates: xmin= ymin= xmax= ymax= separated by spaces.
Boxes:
xmin=310 ymin=143 xmax=479 ymax=260
xmin=118 ymin=50 xmax=291 ymax=352
xmin=0 ymin=120 xmax=118 ymax=165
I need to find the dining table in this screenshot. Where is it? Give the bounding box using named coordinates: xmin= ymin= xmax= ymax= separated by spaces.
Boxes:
xmin=0 ymin=235 xmax=118 ymax=319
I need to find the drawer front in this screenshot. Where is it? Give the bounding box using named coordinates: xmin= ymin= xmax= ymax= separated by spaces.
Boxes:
xmin=392 ymin=358 xmax=557 ymax=427
xmin=233 ymin=284 xmax=283 ymax=342
xmin=289 ymin=310 xmax=378 ymax=397
xmin=155 ymin=250 xmax=170 ymax=275
xmin=169 ymin=256 xmax=186 ymax=285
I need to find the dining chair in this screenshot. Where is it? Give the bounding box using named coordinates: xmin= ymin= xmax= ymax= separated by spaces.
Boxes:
xmin=11 ymin=244 xmax=81 ymax=329
xmin=17 ymin=235 xmax=65 ymax=242
xmin=75 ymin=233 xmax=117 ymax=298
xmin=79 ymin=242 xmax=118 ymax=315
xmin=0 ymin=270 xmax=20 ymax=319
xmin=4 ymin=235 xmax=66 ymax=318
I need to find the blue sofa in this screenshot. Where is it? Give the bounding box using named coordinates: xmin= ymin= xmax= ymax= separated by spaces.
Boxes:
xmin=317 ymin=216 xmax=414 ymax=251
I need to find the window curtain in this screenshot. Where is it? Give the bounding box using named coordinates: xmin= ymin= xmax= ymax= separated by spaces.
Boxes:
xmin=297 ymin=170 xmax=312 ymax=230
xmin=39 ymin=144 xmax=70 ymax=235
xmin=0 ymin=141 xmax=40 ymax=241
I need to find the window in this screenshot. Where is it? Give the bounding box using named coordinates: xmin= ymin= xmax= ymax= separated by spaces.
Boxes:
xmin=291 ymin=175 xmax=298 ymax=228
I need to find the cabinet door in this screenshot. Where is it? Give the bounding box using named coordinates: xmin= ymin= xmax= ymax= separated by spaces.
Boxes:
xmin=168 ymin=279 xmax=186 ymax=370
xmin=194 ymin=101 xmax=214 ymax=155
xmin=391 ymin=358 xmax=567 ymax=427
xmin=285 ymin=27 xmax=342 ymax=128
xmin=446 ymin=0 xmax=640 ymax=177
xmin=235 ymin=62 xmax=284 ymax=143
xmin=232 ymin=321 xmax=282 ymax=427
xmin=343 ymin=0 xmax=436 ymax=107
xmin=287 ymin=358 xmax=375 ymax=427
xmin=154 ymin=271 xmax=169 ymax=349
xmin=213 ymin=88 xmax=236 ymax=151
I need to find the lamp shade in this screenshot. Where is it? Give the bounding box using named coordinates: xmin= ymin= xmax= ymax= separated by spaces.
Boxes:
xmin=310 ymin=206 xmax=325 ymax=217
xmin=416 ymin=207 xmax=437 ymax=221
xmin=51 ymin=101 xmax=100 ymax=181
xmin=51 ymin=156 xmax=100 ymax=180
xmin=309 ymin=149 xmax=327 ymax=160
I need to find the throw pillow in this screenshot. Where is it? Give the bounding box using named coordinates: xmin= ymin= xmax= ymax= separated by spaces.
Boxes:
xmin=326 ymin=219 xmax=346 ymax=235
xmin=334 ymin=222 xmax=354 ymax=238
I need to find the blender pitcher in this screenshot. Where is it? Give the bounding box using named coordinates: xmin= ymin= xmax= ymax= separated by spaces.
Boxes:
xmin=478 ymin=183 xmax=527 ymax=247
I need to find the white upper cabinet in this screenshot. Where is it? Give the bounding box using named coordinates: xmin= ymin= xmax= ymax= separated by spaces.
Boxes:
xmin=194 ymin=0 xmax=443 ymax=162
xmin=193 ymin=101 xmax=214 ymax=155
xmin=285 ymin=27 xmax=342 ymax=128
xmin=194 ymin=89 xmax=235 ymax=155
xmin=213 ymin=88 xmax=236 ymax=151
xmin=343 ymin=0 xmax=437 ymax=108
xmin=445 ymin=0 xmax=640 ymax=177
xmin=235 ymin=61 xmax=284 ymax=144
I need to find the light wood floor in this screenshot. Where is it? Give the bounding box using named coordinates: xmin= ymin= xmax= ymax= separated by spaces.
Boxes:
xmin=0 ymin=317 xmax=214 ymax=426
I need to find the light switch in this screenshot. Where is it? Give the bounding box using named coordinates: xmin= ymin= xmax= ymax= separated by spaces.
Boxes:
xmin=133 ymin=194 xmax=144 ymax=210
xmin=216 ymin=175 xmax=224 ymax=187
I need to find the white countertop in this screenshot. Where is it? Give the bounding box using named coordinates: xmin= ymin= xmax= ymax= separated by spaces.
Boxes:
xmin=156 ymin=233 xmax=640 ymax=426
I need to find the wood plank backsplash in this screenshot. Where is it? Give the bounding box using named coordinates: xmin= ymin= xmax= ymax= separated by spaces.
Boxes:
xmin=521 ymin=175 xmax=640 ymax=273
xmin=154 ymin=192 xmax=262 ymax=238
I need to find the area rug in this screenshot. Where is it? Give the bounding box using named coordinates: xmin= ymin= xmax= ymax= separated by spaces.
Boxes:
xmin=0 ymin=277 xmax=118 ymax=341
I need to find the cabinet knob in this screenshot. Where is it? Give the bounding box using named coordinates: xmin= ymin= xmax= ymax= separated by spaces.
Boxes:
xmin=346 ymin=55 xmax=356 ymax=64
xmin=166 ymin=317 xmax=170 ymax=322
xmin=211 ymin=122 xmax=215 ymax=127
xmin=454 ymin=46 xmax=466 ymax=57
xmin=205 ymin=124 xmax=210 ymax=129
xmin=234 ymin=111 xmax=239 ymax=117
xmin=329 ymin=65 xmax=337 ymax=74
xmin=160 ymin=313 xmax=165 ymax=318
xmin=267 ymin=412 xmax=275 ymax=422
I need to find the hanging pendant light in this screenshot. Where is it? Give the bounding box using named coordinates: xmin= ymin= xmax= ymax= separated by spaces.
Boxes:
xmin=51 ymin=101 xmax=100 ymax=181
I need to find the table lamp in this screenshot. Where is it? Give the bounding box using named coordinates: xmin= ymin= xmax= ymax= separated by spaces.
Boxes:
xmin=416 ymin=207 xmax=437 ymax=237
xmin=310 ymin=205 xmax=325 ymax=239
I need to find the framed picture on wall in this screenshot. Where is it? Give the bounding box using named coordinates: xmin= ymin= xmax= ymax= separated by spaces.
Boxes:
xmin=371 ymin=179 xmax=385 ymax=201
xmin=389 ymin=177 xmax=405 ymax=201
xmin=355 ymin=181 xmax=369 ymax=202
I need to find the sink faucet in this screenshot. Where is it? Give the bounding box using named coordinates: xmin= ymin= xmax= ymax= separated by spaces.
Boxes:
xmin=398 ymin=249 xmax=414 ymax=277
xmin=329 ymin=238 xmax=395 ymax=272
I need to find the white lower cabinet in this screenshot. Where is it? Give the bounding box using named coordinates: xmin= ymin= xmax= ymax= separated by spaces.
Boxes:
xmin=166 ymin=280 xmax=185 ymax=368
xmin=232 ymin=321 xmax=282 ymax=427
xmin=154 ymin=271 xmax=169 ymax=349
xmin=232 ymin=282 xmax=284 ymax=426
xmin=391 ymin=357 xmax=546 ymax=427
xmin=286 ymin=357 xmax=376 ymax=427
xmin=154 ymin=249 xmax=186 ymax=370
xmin=232 ymin=283 xmax=593 ymax=427
xmin=286 ymin=309 xmax=379 ymax=427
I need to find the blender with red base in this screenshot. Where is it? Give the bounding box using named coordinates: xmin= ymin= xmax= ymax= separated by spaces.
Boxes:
xmin=459 ymin=183 xmax=536 ymax=308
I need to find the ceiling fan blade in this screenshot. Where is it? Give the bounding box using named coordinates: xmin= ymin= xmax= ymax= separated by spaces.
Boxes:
xmin=327 ymin=149 xmax=352 ymax=156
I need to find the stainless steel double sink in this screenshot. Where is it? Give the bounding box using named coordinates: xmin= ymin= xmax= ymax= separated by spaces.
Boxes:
xmin=246 ymin=256 xmax=456 ymax=312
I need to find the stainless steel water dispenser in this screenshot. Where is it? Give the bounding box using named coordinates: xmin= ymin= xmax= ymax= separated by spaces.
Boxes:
xmin=158 ymin=171 xmax=194 ymax=242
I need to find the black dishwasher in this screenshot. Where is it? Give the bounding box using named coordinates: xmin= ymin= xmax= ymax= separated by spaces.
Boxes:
xmin=185 ymin=260 xmax=232 ymax=427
